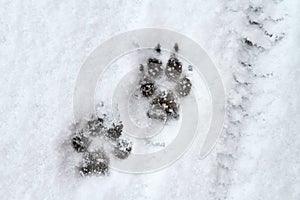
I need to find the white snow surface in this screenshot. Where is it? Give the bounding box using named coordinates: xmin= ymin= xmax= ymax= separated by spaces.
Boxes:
xmin=0 ymin=0 xmax=299 ymax=199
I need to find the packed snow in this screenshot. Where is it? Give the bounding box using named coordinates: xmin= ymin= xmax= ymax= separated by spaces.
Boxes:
xmin=0 ymin=0 xmax=299 ymax=199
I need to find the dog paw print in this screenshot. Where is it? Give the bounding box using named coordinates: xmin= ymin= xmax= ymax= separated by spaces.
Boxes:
xmin=70 ymin=114 xmax=132 ymax=176
xmin=138 ymin=43 xmax=192 ymax=121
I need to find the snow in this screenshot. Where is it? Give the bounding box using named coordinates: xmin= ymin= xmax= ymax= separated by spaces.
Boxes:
xmin=0 ymin=0 xmax=299 ymax=199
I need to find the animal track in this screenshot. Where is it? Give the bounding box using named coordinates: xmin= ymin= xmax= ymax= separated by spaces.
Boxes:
xmin=70 ymin=114 xmax=132 ymax=176
xmin=68 ymin=44 xmax=192 ymax=176
xmin=138 ymin=44 xmax=193 ymax=121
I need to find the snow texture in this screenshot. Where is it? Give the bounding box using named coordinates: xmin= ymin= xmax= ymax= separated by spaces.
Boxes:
xmin=0 ymin=0 xmax=299 ymax=199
